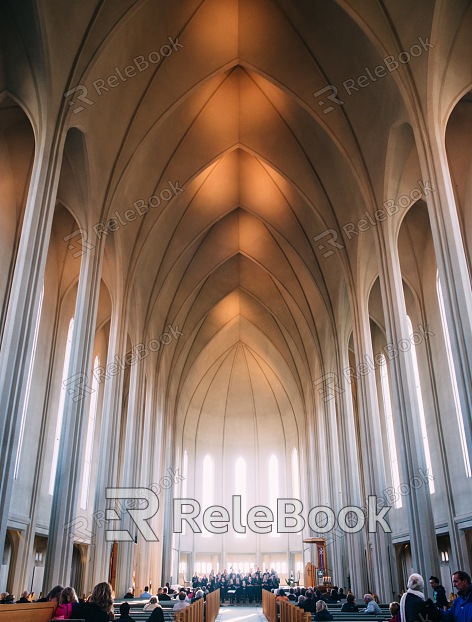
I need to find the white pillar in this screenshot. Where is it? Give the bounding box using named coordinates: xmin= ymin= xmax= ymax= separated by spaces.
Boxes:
xmin=415 ymin=127 xmax=472 ymax=569
xmin=376 ymin=226 xmax=440 ymax=581
xmin=42 ymin=239 xmax=104 ymax=589
xmin=351 ymin=306 xmax=395 ymax=601
xmin=114 ymin=358 xmax=145 ymax=597
xmin=89 ymin=304 xmax=127 ymax=589
xmin=0 ymin=127 xmax=61 ymax=563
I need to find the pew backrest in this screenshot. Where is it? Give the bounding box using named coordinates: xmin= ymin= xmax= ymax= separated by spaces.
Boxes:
xmin=0 ymin=601 xmax=55 ymax=622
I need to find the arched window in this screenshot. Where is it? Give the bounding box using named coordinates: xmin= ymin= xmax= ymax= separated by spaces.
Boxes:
xmin=379 ymin=354 xmax=402 ymax=508
xmin=80 ymin=355 xmax=100 ymax=509
xmin=14 ymin=285 xmax=44 ymax=479
xmin=269 ymin=455 xmax=279 ymax=537
xmin=291 ymin=448 xmax=300 ymax=499
xmin=49 ymin=317 xmax=75 ymax=494
xmin=437 ymin=275 xmax=471 ymax=477
xmin=406 ymin=316 xmax=435 ymax=493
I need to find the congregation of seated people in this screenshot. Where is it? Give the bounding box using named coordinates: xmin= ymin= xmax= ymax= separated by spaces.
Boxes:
xmin=1 ymin=568 xmax=470 ymax=622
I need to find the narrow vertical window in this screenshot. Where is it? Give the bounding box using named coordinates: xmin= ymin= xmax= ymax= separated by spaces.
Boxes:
xmin=406 ymin=316 xmax=435 ymax=493
xmin=291 ymin=448 xmax=300 ymax=500
xmin=269 ymin=455 xmax=279 ymax=537
xmin=379 ymin=355 xmax=402 ymax=508
xmin=14 ymin=285 xmax=44 ymax=479
xmin=437 ymin=276 xmax=471 ymax=477
xmin=182 ymin=450 xmax=188 ymax=535
xmin=235 ymin=457 xmax=246 ymax=538
xmin=80 ymin=356 xmax=100 ymax=509
xmin=202 ymin=454 xmax=213 ymax=536
xmin=49 ymin=317 xmax=74 ymax=494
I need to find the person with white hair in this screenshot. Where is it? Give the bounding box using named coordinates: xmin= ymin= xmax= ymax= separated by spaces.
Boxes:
xmin=364 ymin=594 xmax=382 ymax=614
xmin=192 ymin=589 xmax=205 ymax=603
xmin=400 ymin=573 xmax=431 ymax=622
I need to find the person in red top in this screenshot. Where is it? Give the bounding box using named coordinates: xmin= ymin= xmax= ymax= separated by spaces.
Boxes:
xmin=53 ymin=587 xmax=79 ymax=619
xmin=389 ymin=601 xmax=401 ymax=622
xmin=276 ymin=589 xmax=289 ymax=602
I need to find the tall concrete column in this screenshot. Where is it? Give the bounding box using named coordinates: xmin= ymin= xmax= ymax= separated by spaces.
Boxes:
xmin=417 ymin=132 xmax=472 ymax=459
xmin=114 ymin=358 xmax=145 ymax=598
xmin=376 ymin=225 xmax=440 ymax=582
xmin=42 ymin=239 xmax=104 ymax=590
xmin=135 ymin=376 xmax=153 ymax=592
xmin=334 ymin=341 xmax=368 ymax=598
xmin=323 ymin=391 xmax=343 ymax=585
xmin=89 ymin=304 xmax=128 ymax=589
xmin=0 ymin=127 xmax=62 ymax=563
xmin=415 ymin=128 xmax=472 ymax=569
xmin=351 ymin=306 xmax=395 ymax=601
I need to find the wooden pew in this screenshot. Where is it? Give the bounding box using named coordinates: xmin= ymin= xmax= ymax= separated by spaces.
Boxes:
xmin=262 ymin=589 xmax=277 ymax=622
xmin=0 ymin=601 xmax=55 ymax=622
xmin=205 ymin=589 xmax=220 ymax=622
xmin=174 ymin=597 xmax=204 ymax=622
xmin=279 ymin=599 xmax=312 ymax=622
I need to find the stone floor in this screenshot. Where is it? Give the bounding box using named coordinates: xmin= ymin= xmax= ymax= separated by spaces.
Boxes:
xmin=215 ymin=605 xmax=269 ymax=622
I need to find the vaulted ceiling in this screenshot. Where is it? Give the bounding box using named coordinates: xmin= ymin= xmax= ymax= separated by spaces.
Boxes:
xmin=2 ymin=0 xmax=471 ymax=440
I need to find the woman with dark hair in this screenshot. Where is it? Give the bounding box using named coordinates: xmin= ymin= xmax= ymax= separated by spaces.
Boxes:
xmin=147 ymin=605 xmax=165 ymax=622
xmin=38 ymin=584 xmax=63 ymax=605
xmin=341 ymin=594 xmax=359 ymax=612
xmin=71 ymin=582 xmax=114 ymax=621
xmin=389 ymin=601 xmax=401 ymax=622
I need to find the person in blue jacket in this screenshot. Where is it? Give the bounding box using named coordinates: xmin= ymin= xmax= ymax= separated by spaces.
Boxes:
xmin=441 ymin=571 xmax=472 ymax=622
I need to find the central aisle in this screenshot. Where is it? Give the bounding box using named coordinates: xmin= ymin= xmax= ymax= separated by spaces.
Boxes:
xmin=215 ymin=606 xmax=268 ymax=622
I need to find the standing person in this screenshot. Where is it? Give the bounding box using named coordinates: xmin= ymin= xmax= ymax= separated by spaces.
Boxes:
xmin=441 ymin=571 xmax=472 ymax=622
xmin=430 ymin=577 xmax=449 ymax=610
xmin=400 ymin=574 xmax=436 ymax=622
xmin=389 ymin=602 xmax=401 ymax=622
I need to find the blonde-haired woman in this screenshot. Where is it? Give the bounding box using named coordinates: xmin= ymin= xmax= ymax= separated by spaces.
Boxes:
xmin=314 ymin=600 xmax=333 ymax=621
